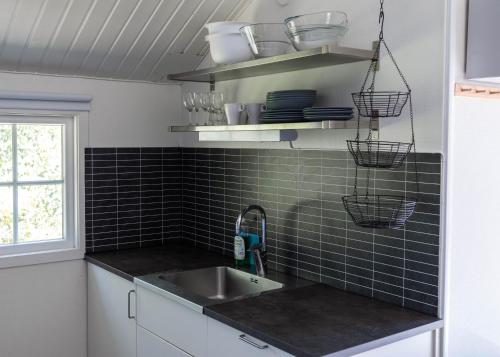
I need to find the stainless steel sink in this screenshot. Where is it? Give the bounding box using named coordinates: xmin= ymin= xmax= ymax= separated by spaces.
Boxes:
xmin=158 ymin=266 xmax=283 ymax=301
xmin=135 ymin=266 xmax=311 ymax=313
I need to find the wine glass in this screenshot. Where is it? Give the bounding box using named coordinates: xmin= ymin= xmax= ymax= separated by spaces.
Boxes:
xmin=211 ymin=92 xmax=224 ymax=124
xmin=200 ymin=92 xmax=212 ymax=125
xmin=182 ymin=92 xmax=195 ymax=125
xmin=193 ymin=92 xmax=203 ymax=124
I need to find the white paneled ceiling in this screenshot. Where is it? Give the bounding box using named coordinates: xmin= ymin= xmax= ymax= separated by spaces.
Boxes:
xmin=0 ymin=0 xmax=250 ymax=82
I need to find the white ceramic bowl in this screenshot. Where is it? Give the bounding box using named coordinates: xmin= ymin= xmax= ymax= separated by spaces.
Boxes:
xmin=205 ymin=21 xmax=251 ymax=35
xmin=205 ymin=33 xmax=253 ymax=65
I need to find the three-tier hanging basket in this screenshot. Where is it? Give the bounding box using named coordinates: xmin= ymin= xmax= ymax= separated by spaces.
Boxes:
xmin=343 ymin=0 xmax=419 ymax=229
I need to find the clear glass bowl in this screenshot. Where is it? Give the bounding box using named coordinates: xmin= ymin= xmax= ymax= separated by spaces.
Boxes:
xmin=285 ymin=10 xmax=349 ymax=29
xmin=240 ymin=23 xmax=291 ymax=58
xmin=285 ymin=11 xmax=349 ymax=50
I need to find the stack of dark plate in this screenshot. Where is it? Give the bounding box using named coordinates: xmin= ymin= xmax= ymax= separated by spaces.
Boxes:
xmin=261 ymin=90 xmax=316 ymax=123
xmin=303 ymin=107 xmax=354 ymax=121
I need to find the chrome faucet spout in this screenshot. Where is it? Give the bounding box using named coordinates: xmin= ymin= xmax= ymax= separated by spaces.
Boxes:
xmin=235 ymin=205 xmax=267 ymax=276
xmin=235 ymin=205 xmax=267 ymax=252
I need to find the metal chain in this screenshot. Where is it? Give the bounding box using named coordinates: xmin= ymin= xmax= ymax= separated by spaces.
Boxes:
xmin=355 ymin=0 xmax=415 ymax=145
xmin=367 ymin=116 xmax=374 ymax=141
xmin=379 ymin=0 xmax=385 ymax=40
xmin=364 ymin=166 xmax=371 ymax=197
xmin=355 ymin=112 xmax=361 ymax=141
xmin=381 ymin=39 xmax=411 ymax=92
xmin=368 ymin=48 xmax=379 ymax=92
xmin=409 ymin=95 xmax=420 ymax=196
xmin=376 ymin=4 xmax=418 ymax=198
xmin=351 ymin=0 xmax=419 ymax=202
xmin=353 ymin=165 xmax=358 ymax=196
xmin=359 ymin=42 xmax=380 ymax=93
xmin=358 ymin=0 xmax=410 ymax=92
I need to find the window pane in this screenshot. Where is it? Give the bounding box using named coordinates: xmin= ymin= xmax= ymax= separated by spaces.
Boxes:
xmin=18 ymin=184 xmax=63 ymax=242
xmin=17 ymin=124 xmax=63 ymax=181
xmin=0 ymin=186 xmax=13 ymax=245
xmin=0 ymin=124 xmax=13 ymax=182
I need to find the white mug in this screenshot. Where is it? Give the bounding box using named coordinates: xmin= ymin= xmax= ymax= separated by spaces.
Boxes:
xmin=224 ymin=103 xmax=244 ymax=125
xmin=245 ymin=103 xmax=267 ymax=124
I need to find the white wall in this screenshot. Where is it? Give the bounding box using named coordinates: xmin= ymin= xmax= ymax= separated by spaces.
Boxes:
xmin=0 ymin=260 xmax=87 ymax=357
xmin=444 ymin=0 xmax=500 ymax=355
xmin=0 ymin=72 xmax=184 ymax=357
xmin=445 ymin=98 xmax=500 ymax=356
xmin=0 ymin=71 xmax=183 ymax=147
xmin=180 ymin=0 xmax=447 ymax=153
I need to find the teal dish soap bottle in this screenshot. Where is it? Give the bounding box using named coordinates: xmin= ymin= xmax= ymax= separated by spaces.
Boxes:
xmin=245 ymin=232 xmax=260 ymax=267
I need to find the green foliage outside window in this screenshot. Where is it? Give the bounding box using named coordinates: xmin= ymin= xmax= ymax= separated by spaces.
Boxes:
xmin=0 ymin=124 xmax=64 ymax=245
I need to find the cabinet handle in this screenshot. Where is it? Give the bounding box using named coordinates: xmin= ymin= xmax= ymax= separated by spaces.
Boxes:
xmin=128 ymin=290 xmax=136 ymax=319
xmin=239 ymin=334 xmax=269 ymax=350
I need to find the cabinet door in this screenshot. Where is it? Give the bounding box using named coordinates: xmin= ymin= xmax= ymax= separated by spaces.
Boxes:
xmin=136 ymin=286 xmax=207 ymax=357
xmin=207 ymin=318 xmax=292 ymax=357
xmin=88 ymin=263 xmax=136 ymax=357
xmin=137 ymin=327 xmax=192 ymax=357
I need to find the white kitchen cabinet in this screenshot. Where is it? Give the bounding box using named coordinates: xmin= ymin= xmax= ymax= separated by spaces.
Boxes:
xmin=89 ymin=265 xmax=437 ymax=357
xmin=207 ymin=317 xmax=292 ymax=357
xmin=87 ymin=263 xmax=136 ymax=357
xmin=351 ymin=331 xmax=435 ymax=357
xmin=136 ymin=286 xmax=207 ymax=357
xmin=137 ymin=326 xmax=192 ymax=357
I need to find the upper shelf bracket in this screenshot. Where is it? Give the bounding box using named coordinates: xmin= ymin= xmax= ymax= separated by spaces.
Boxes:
xmin=209 ymin=77 xmax=215 ymax=92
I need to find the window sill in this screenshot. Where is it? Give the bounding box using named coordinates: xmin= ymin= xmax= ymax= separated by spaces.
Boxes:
xmin=0 ymin=247 xmax=84 ymax=269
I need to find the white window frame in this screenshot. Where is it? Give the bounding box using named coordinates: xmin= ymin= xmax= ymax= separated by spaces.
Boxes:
xmin=0 ymin=110 xmax=88 ymax=268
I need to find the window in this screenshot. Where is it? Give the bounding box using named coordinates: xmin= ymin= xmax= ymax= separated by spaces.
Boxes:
xmin=0 ymin=116 xmax=76 ymax=256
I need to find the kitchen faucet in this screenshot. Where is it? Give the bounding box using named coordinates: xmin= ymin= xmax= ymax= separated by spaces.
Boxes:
xmin=235 ymin=205 xmax=267 ymax=277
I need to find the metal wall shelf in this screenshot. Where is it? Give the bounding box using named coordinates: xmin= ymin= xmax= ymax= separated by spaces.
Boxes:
xmin=169 ymin=119 xmax=378 ymax=142
xmin=167 ymin=46 xmax=373 ymax=83
xmin=170 ymin=120 xmax=376 ymax=132
xmin=167 ymin=46 xmax=375 ymax=142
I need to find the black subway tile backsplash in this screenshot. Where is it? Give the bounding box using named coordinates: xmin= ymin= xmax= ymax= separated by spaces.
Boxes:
xmin=178 ymin=148 xmax=442 ymax=316
xmin=85 ymin=147 xmax=182 ymax=252
xmin=85 ymin=147 xmax=442 ymax=315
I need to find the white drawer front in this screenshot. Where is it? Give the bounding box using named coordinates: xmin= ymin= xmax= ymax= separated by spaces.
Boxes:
xmin=137 ymin=326 xmax=192 ymax=357
xmin=207 ymin=318 xmax=292 ymax=357
xmin=136 ymin=286 xmax=207 ymax=357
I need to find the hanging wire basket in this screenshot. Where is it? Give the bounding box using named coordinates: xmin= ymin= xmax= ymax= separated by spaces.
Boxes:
xmin=352 ymin=91 xmax=409 ymax=118
xmin=347 ymin=140 xmax=413 ymax=168
xmin=342 ymin=194 xmax=417 ymax=229
xmin=343 ymin=0 xmax=419 ymax=229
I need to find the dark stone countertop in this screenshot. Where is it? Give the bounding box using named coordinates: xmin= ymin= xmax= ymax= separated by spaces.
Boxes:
xmin=86 ymin=242 xmax=442 ymax=357
xmin=205 ymin=284 xmax=442 ymax=357
xmin=85 ymin=240 xmax=232 ymax=281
